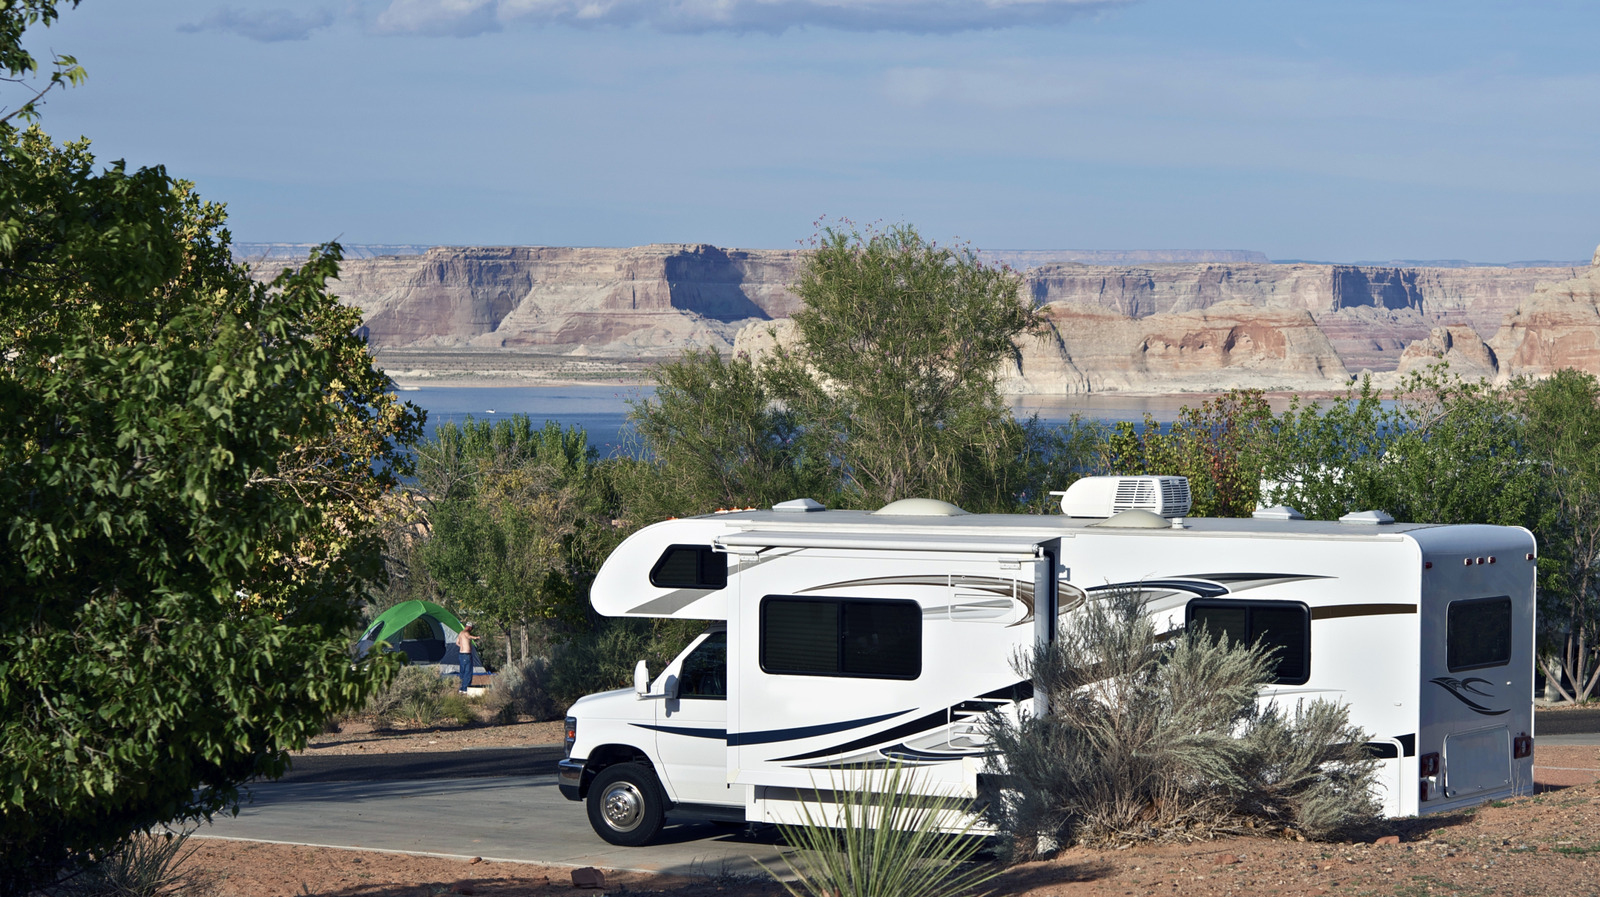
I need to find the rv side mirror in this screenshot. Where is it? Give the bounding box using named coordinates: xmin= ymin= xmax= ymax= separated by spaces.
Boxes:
xmin=634 ymin=660 xmax=650 ymax=699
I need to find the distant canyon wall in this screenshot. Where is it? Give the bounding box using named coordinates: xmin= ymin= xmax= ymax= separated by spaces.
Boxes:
xmin=254 ymin=242 xmax=1600 ymax=394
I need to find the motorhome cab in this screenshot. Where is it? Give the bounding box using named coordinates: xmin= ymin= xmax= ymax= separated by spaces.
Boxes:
xmin=557 ymin=477 xmax=1536 ymax=846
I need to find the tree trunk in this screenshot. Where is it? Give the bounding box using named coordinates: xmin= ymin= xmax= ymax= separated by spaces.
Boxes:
xmin=1542 ymin=655 xmax=1576 ymax=703
xmin=520 ymin=623 xmax=530 ymax=668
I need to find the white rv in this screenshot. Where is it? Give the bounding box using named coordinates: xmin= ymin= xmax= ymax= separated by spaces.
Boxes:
xmin=557 ymin=477 xmax=1536 ymax=846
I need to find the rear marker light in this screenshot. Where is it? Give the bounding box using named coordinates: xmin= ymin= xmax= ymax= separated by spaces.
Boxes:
xmin=1488 ymin=556 xmax=1497 ymax=564
xmin=1513 ymin=734 xmax=1533 ymax=759
xmin=1424 ymin=561 xmax=1432 ymax=570
xmin=1527 ymin=553 xmax=1536 ymax=561
xmin=1420 ymin=752 xmax=1440 ymax=777
xmin=1464 ymin=558 xmax=1473 ymax=566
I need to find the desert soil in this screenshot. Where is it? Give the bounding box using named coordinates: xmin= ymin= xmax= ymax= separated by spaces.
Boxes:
xmin=184 ymin=717 xmax=1600 ymax=897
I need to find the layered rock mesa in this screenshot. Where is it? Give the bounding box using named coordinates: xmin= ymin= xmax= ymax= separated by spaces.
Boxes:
xmin=1025 ymin=262 xmax=1583 ymax=378
xmin=284 ymin=244 xmax=1594 ymax=394
xmin=326 ymin=244 xmax=804 ymax=355
xmin=1397 ymin=248 xmax=1600 ymax=382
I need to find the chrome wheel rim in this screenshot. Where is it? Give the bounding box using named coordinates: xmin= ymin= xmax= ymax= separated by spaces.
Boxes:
xmin=601 ymin=782 xmax=645 ymax=832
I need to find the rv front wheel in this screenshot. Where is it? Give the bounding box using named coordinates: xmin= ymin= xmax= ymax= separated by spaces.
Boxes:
xmin=586 ymin=763 xmax=666 ymax=846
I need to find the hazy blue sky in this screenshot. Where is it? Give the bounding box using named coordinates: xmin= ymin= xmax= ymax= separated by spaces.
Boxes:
xmin=23 ymin=1 xmax=1600 ymax=260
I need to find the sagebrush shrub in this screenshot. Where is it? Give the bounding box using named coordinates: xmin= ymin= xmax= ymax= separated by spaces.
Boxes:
xmin=985 ymin=588 xmax=1378 ymax=857
xmin=483 ymin=657 xmax=561 ymax=723
xmin=366 ymin=665 xmax=454 ymax=725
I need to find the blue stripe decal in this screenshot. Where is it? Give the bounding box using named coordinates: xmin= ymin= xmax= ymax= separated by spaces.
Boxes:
xmin=728 ymin=710 xmax=910 ymax=747
xmin=631 ymin=724 xmax=728 ymax=739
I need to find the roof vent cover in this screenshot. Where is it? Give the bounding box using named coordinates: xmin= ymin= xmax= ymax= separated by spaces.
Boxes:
xmin=872 ymin=498 xmax=969 ymax=517
xmin=1053 ymin=476 xmax=1192 ymax=519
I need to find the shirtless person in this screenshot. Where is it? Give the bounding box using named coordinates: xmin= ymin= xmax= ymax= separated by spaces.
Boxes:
xmin=455 ymin=622 xmax=479 ymax=693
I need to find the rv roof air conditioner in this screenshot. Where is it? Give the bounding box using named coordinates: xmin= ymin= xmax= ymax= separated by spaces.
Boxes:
xmin=1052 ymin=475 xmax=1192 ymax=519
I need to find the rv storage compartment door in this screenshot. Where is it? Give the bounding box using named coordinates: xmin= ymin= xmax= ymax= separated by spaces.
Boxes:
xmin=1443 ymin=726 xmax=1511 ymax=800
xmin=723 ymin=537 xmax=1051 ymax=801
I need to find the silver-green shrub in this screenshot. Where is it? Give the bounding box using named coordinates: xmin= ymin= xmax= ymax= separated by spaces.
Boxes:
xmin=985 ymin=588 xmax=1378 ymax=857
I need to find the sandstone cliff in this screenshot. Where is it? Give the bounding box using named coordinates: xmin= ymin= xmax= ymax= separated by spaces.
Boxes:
xmin=334 ymin=244 xmax=804 ymax=355
xmin=1481 ymin=250 xmax=1600 ymax=380
xmin=252 ymin=242 xmax=1598 ymax=394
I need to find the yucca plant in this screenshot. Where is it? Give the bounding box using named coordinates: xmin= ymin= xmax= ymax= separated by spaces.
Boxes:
xmin=52 ymin=827 xmax=200 ymax=897
xmin=761 ymin=761 xmax=998 ymax=897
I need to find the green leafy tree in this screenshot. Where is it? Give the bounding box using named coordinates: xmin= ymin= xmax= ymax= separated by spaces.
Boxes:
xmin=627 ymin=347 xmax=822 ymax=518
xmin=766 ymin=223 xmax=1045 ymax=511
xmin=0 ymin=5 xmax=422 ymax=889
xmin=1106 ymin=389 xmax=1273 ymax=517
xmin=1258 ymin=366 xmax=1543 ymax=529
xmin=1519 ymin=369 xmax=1600 ymax=701
xmin=416 ymin=416 xmax=610 ymax=663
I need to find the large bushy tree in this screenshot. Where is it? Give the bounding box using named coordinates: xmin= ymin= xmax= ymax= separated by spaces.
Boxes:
xmin=631 ymin=223 xmax=1048 ymax=515
xmin=415 ymin=416 xmax=609 ymax=663
xmin=771 ymin=223 xmax=1044 ymax=510
xmin=0 ymin=4 xmax=422 ymax=889
xmin=1519 ymin=369 xmax=1600 ymax=701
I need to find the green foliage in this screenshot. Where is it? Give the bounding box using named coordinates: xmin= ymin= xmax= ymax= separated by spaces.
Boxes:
xmin=767 ymin=223 xmax=1046 ymax=511
xmin=543 ymin=618 xmax=703 ymax=711
xmin=631 ymin=223 xmax=1049 ymax=517
xmin=1107 ymin=389 xmax=1273 ymax=517
xmin=1259 ymin=367 xmax=1543 ymax=528
xmin=628 ymin=347 xmax=823 ymax=517
xmin=0 ymin=1 xmax=85 ymax=126
xmin=985 ymin=589 xmax=1378 ymax=856
xmin=0 ymin=10 xmax=422 ymax=887
xmin=415 ymin=416 xmax=613 ymax=653
xmin=1518 ymin=369 xmax=1600 ymax=701
xmin=761 ymin=762 xmax=999 ymax=897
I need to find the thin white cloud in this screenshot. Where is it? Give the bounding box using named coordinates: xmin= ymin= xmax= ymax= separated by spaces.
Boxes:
xmin=374 ymin=0 xmax=502 ymax=36
xmin=179 ymin=7 xmax=335 ymax=42
xmin=371 ymin=0 xmax=1132 ymax=35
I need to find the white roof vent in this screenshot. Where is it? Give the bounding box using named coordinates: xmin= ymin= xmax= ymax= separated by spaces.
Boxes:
xmin=1253 ymin=504 xmax=1306 ymax=521
xmin=872 ymin=498 xmax=969 ymax=517
xmin=1090 ymin=509 xmax=1174 ymax=529
xmin=1339 ymin=509 xmax=1395 ymax=525
xmin=773 ymin=498 xmax=826 ymax=512
xmin=1053 ymin=476 xmax=1192 ymax=519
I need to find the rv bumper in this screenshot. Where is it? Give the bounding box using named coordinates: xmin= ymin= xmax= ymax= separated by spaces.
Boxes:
xmin=557 ymin=759 xmax=588 ymax=800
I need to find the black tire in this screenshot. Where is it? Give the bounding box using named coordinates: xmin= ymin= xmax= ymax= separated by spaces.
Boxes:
xmin=586 ymin=762 xmax=667 ymax=846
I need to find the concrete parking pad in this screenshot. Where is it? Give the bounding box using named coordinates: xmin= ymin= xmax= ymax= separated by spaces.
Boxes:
xmin=196 ymin=774 xmax=790 ymax=877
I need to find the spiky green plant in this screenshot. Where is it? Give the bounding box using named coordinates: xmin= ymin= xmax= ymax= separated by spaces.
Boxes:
xmin=52 ymin=828 xmax=200 ymax=897
xmin=760 ymin=761 xmax=998 ymax=897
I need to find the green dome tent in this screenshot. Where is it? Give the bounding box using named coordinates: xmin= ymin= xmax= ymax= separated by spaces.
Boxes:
xmin=355 ymin=600 xmax=466 ymax=664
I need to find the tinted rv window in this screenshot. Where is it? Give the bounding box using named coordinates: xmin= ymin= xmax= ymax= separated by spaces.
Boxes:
xmin=649 ymin=545 xmax=728 ymax=590
xmin=677 ymin=631 xmax=727 ymax=699
xmin=1447 ymin=596 xmax=1512 ymax=672
xmin=1188 ymin=600 xmax=1311 ymax=685
xmin=760 ymin=597 xmax=920 ymax=679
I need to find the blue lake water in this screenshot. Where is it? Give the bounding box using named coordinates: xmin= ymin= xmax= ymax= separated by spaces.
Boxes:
xmin=396 ymin=385 xmax=1238 ymax=457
